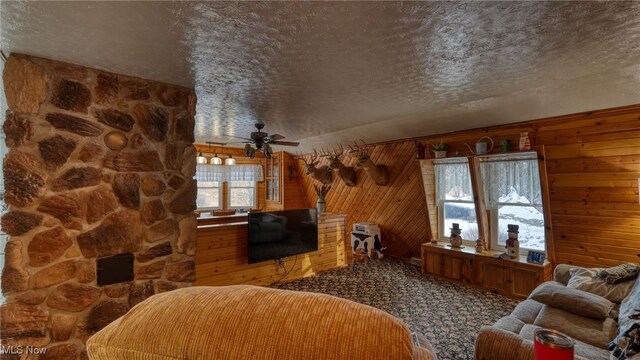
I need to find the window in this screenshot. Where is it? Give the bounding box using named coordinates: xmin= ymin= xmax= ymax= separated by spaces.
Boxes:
xmin=480 ymin=152 xmax=545 ymax=253
xmin=435 ymin=158 xmax=478 ymax=241
xmin=195 ymin=164 xmax=263 ymax=213
xmin=228 ymin=181 xmax=256 ymax=209
xmin=196 ymin=181 xmax=221 ymax=210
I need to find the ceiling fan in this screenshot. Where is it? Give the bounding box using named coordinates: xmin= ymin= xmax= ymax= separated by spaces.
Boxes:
xmin=225 ymin=123 xmax=299 ymax=159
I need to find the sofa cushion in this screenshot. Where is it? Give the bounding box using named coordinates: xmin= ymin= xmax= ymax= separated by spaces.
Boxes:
xmin=568 ymin=267 xmax=636 ymax=303
xmin=609 ymin=276 xmax=640 ymax=359
xmin=596 ymin=263 xmax=640 ymax=284
xmin=519 ymin=324 xmax=609 ymax=360
xmin=494 ymin=316 xmax=526 ymax=334
xmin=618 ymin=276 xmax=640 ymax=335
xmin=532 ymin=305 xmax=617 ymax=348
xmin=87 ymin=285 xmax=424 ymax=360
xmin=529 ymin=281 xmax=613 ymax=319
xmin=510 ymin=299 xmax=544 ymax=324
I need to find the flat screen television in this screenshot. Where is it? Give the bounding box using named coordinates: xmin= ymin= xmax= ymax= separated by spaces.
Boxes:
xmin=247 ymin=208 xmax=318 ymax=264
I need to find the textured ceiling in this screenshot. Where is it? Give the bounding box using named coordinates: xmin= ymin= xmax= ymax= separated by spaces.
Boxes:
xmin=2 ymin=1 xmax=640 ymax=151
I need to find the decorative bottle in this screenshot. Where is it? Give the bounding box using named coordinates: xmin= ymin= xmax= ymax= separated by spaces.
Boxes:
xmin=519 ymin=132 xmax=531 ymax=151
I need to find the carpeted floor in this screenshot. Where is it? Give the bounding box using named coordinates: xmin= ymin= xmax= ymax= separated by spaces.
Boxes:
xmin=272 ymin=257 xmax=519 ymax=360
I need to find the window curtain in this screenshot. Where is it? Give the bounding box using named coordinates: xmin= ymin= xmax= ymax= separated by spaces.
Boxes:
xmin=479 ymin=152 xmax=542 ymax=209
xmin=434 ymin=158 xmax=474 ymax=202
xmin=195 ymin=164 xmax=264 ymax=182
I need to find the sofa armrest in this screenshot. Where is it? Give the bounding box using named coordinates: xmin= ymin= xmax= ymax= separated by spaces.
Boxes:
xmin=554 ymin=264 xmax=579 ymax=285
xmin=475 ymin=326 xmax=534 ymax=360
xmin=475 ymin=326 xmax=591 ymax=360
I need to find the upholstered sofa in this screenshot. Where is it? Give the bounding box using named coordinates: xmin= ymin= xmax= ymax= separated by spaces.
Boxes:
xmin=475 ymin=264 xmax=640 ymax=360
xmin=87 ymin=285 xmax=437 ymax=360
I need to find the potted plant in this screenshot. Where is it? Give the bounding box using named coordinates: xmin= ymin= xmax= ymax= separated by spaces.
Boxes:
xmin=432 ymin=141 xmax=448 ymax=158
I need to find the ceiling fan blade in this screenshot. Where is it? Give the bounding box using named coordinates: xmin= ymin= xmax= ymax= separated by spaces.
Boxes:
xmin=222 ymin=134 xmax=253 ymax=141
xmin=269 ymin=140 xmax=300 ymax=147
xmin=266 ymin=134 xmax=285 ymax=141
xmin=226 ymin=141 xmax=252 ymax=144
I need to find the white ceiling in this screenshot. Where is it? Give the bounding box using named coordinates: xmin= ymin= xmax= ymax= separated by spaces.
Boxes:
xmin=2 ymin=1 xmax=639 ymax=151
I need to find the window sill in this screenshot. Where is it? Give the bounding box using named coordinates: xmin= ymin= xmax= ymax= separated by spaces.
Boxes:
xmin=426 ymin=242 xmax=550 ymax=267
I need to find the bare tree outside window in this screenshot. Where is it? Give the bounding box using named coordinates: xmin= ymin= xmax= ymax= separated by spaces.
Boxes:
xmin=228 ymin=181 xmax=256 ymax=209
xmin=196 ymin=181 xmax=221 ymax=210
xmin=435 ymin=159 xmax=478 ymax=241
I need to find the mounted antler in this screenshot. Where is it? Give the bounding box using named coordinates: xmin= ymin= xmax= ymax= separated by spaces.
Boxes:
xmin=348 ymin=140 xmax=389 ymax=186
xmin=322 ymin=145 xmax=357 ymax=187
xmin=296 ymin=149 xmax=332 ymax=185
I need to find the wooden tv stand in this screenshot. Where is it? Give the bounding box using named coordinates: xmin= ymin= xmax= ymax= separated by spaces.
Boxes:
xmin=421 ymin=243 xmax=552 ymax=299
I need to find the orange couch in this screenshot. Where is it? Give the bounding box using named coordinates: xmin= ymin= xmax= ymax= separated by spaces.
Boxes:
xmin=87 ymin=285 xmax=437 ymax=360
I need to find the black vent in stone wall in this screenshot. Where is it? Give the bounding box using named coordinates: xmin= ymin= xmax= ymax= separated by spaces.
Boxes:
xmin=97 ymin=253 xmax=134 ymax=286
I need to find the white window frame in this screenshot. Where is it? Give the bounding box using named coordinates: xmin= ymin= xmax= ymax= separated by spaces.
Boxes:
xmin=226 ymin=180 xmax=257 ymax=210
xmin=437 ymin=199 xmax=478 ymax=246
xmin=479 ymin=152 xmax=546 ymax=255
xmin=435 ymin=158 xmax=478 ymax=245
xmin=196 ymin=181 xmax=222 ymax=211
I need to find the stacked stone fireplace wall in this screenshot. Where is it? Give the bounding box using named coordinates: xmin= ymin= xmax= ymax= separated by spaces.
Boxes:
xmin=0 ymin=54 xmax=197 ymax=359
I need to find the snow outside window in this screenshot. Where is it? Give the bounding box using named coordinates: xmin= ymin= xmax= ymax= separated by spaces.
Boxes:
xmin=435 ymin=158 xmax=478 ymax=241
xmin=480 ymin=153 xmax=545 ymax=252
xmin=196 ymin=181 xmax=221 ymax=210
xmin=228 ymin=181 xmax=256 ymax=210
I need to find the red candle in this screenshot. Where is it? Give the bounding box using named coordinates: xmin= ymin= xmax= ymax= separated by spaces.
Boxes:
xmin=534 ymin=329 xmax=574 ymax=360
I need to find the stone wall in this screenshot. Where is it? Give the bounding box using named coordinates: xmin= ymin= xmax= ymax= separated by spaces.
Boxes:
xmin=0 ymin=54 xmax=197 ymax=359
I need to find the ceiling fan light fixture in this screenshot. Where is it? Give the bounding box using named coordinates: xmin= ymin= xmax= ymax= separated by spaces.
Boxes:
xmin=263 ymin=143 xmax=272 ymax=158
xmin=210 ymin=153 xmax=223 ymax=165
xmin=196 ymin=152 xmax=207 ymax=164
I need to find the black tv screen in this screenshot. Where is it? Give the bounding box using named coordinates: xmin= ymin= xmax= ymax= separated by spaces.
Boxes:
xmin=247 ymin=208 xmax=318 ymax=264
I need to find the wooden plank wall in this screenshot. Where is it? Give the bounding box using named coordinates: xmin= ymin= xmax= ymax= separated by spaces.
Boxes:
xmin=295 ymin=104 xmax=640 ymax=267
xmin=295 ymin=141 xmax=433 ymax=259
xmin=282 ymin=152 xmax=307 ymax=210
xmin=194 ymin=214 xmax=348 ymax=286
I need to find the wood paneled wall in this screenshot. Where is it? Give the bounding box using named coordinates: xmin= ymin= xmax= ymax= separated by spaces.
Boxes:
xmin=296 ymin=104 xmax=640 ymax=267
xmin=194 ymin=214 xmax=347 ymax=286
xmin=282 ymin=152 xmax=307 ymax=210
xmin=295 ymin=141 xmax=433 ymax=260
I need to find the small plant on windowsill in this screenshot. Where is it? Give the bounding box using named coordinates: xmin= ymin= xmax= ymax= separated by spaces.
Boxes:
xmin=432 ymin=141 xmax=448 ymax=158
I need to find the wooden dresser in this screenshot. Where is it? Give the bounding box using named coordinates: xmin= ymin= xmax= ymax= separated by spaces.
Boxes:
xmin=421 ymin=243 xmax=552 ymax=299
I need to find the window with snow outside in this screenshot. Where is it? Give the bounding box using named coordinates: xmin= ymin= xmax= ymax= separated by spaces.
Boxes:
xmin=480 ymin=153 xmax=545 ymax=253
xmin=435 ymin=158 xmax=479 ymax=241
